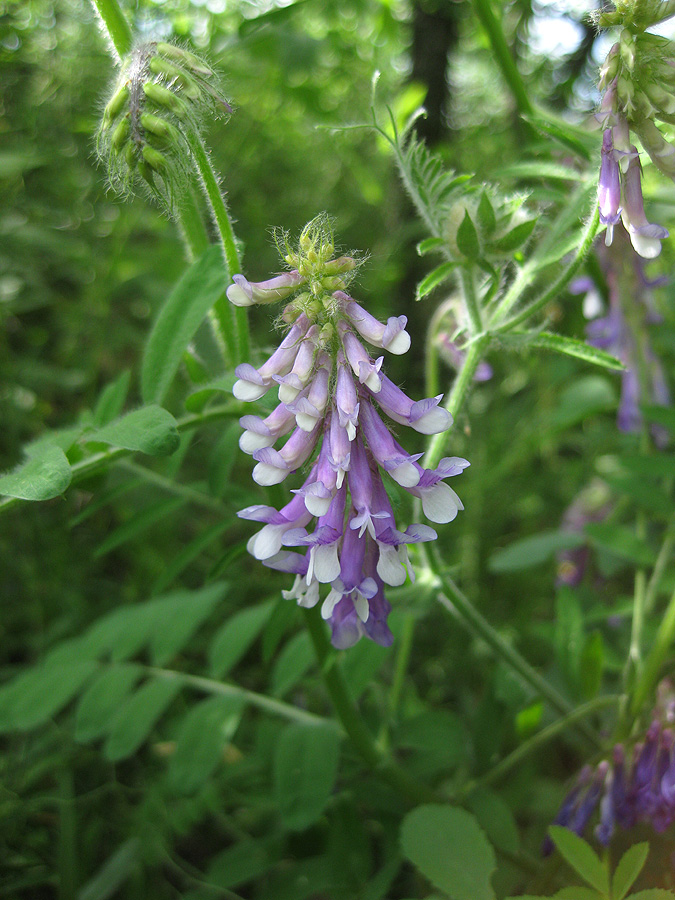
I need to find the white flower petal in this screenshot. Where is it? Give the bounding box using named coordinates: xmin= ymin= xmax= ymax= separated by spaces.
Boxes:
xmin=389 ymin=461 xmax=420 ymax=488
xmin=233 ymin=380 xmax=268 ymax=402
xmin=252 ymin=461 xmax=288 ymax=486
xmin=313 ymin=542 xmax=341 ymax=584
xmin=419 ymin=482 xmax=463 ymax=523
xmin=376 ymin=543 xmax=407 ymax=586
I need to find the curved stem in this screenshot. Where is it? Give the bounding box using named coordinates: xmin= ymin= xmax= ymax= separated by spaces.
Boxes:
xmin=492 ymin=204 xmax=600 ymax=331
xmin=470 ymin=0 xmax=533 ymax=117
xmin=301 ymin=606 xmax=438 ymax=805
xmin=189 ymin=133 xmax=250 ymax=365
xmin=423 ymin=333 xmax=489 ymax=470
xmin=90 ymin=0 xmax=132 ymax=61
xmin=431 ymin=553 xmax=603 ymax=748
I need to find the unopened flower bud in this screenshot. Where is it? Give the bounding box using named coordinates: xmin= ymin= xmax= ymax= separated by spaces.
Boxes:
xmin=619 ymin=29 xmax=636 ymax=71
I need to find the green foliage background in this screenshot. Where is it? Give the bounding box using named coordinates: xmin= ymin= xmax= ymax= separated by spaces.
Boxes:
xmin=2 ymin=0 xmax=675 ymax=897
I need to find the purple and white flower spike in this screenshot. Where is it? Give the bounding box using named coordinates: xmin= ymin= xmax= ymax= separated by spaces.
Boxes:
xmin=229 ymin=217 xmax=469 ymax=648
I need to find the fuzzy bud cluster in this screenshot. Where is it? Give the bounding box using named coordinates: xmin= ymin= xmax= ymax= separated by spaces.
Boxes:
xmin=97 ymin=41 xmax=230 ymax=206
xmin=229 ymin=218 xmax=468 ymax=649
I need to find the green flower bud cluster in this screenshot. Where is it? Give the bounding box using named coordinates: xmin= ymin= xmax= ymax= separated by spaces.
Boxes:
xmin=599 ymin=27 xmax=675 ymax=180
xmin=97 ymin=41 xmax=231 ymax=207
xmin=598 ymin=0 xmax=675 ymax=32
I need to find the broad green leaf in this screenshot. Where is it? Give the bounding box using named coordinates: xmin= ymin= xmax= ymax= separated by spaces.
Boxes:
xmin=456 ymin=210 xmax=481 ymax=260
xmin=466 ymin=789 xmax=519 ymax=855
xmin=209 ymin=601 xmax=274 ymax=678
xmin=94 ymin=496 xmax=185 ymax=558
xmin=397 ymin=711 xmax=467 ymax=776
xmin=0 ymin=661 xmax=98 ymax=732
xmin=89 ymin=405 xmax=180 ymax=457
xmin=75 ymin=664 xmax=143 ymax=742
xmin=148 ymin=582 xmax=227 ymax=666
xmin=271 ymin=631 xmax=314 ymax=697
xmin=104 ymin=677 xmax=181 ymax=761
xmin=341 ymin=638 xmax=390 ymax=701
xmin=549 ymin=826 xmax=609 ymax=895
xmin=416 ymin=261 xmax=456 ymax=300
xmin=612 ymin=843 xmax=649 ymax=900
xmin=605 ymin=475 xmax=673 ymax=518
xmin=141 ymin=244 xmax=228 ymax=404
xmin=618 ymin=454 xmax=675 ymax=478
xmin=489 ymin=531 xmax=585 ymax=573
xmin=550 ymin=376 xmax=617 ymax=431
xmin=93 ymin=370 xmax=132 ymax=428
xmin=585 ymin=523 xmax=655 ymax=567
xmin=207 ymin=841 xmax=269 ymax=891
xmin=492 ymin=218 xmax=536 ymax=254
xmin=553 ymin=890 xmax=601 ymax=900
xmin=25 ymin=426 xmax=84 ymax=459
xmin=525 ymin=332 xmax=624 ymax=371
xmin=168 ymin=694 xmax=244 ymax=794
xmin=400 ymin=804 xmax=496 ymax=900
xmin=78 ymin=839 xmax=140 ymax=900
xmin=273 ymin=723 xmax=341 ymax=830
xmin=0 ymin=445 xmax=71 ymax=501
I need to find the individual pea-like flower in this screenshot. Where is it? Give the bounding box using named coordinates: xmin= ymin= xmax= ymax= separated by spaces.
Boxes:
xmin=97 ymin=40 xmax=230 ymax=207
xmin=229 ymin=216 xmax=469 ymax=648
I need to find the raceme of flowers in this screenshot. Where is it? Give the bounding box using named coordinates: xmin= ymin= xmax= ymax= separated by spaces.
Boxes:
xmin=596 ymin=30 xmax=673 ymax=258
xmin=227 ymin=221 xmax=468 ymax=649
xmin=545 ymin=717 xmax=675 ymax=852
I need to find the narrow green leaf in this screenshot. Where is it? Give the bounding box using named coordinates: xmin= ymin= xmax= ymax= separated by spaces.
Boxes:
xmin=75 ymin=664 xmax=144 ymax=742
xmin=456 ymin=210 xmax=481 ymax=260
xmin=527 ymin=332 xmax=624 ymax=371
xmin=209 ymin=601 xmax=274 ymax=678
xmin=400 ymin=805 xmax=496 ymax=900
xmin=466 ymin=790 xmax=519 ymax=855
xmin=168 ymin=694 xmax=244 ymax=794
xmin=642 ymin=404 xmax=675 ymax=434
xmin=93 ymin=370 xmax=132 ymax=428
xmin=416 ymin=261 xmax=456 ymax=300
xmin=208 ymin=421 xmax=242 ymax=497
xmin=77 ymin=839 xmax=140 ymax=900
xmin=553 ymin=890 xmax=601 ymax=900
xmin=89 ymin=405 xmax=180 ymax=457
xmin=141 ymin=244 xmax=229 ymax=404
xmin=94 ymin=496 xmax=185 ymax=558
xmin=104 ymin=677 xmax=181 ymax=761
xmin=271 ymin=631 xmax=314 ymax=698
xmin=273 ymin=723 xmax=341 ymax=830
xmin=522 ymin=112 xmax=594 ymax=160
xmin=629 ymin=891 xmax=675 ymax=900
xmin=207 ymin=841 xmax=269 ymax=891
xmin=612 ymin=843 xmax=649 ymax=900
xmin=618 ymin=454 xmax=675 ymax=478
xmin=0 ymin=445 xmax=71 ymax=501
xmin=549 ymin=826 xmax=609 ymax=895
xmin=0 ymin=661 xmax=98 ymax=732
xmin=489 ymin=531 xmax=585 ymax=573
xmin=499 ymin=161 xmax=586 ymax=181
xmin=477 ymin=191 xmax=496 ymax=237
xmin=149 ymin=582 xmax=227 ymax=666
xmin=152 ymin=521 xmax=231 ymax=595
xmin=555 ymin=587 xmax=583 ymax=692
xmin=579 ymin=631 xmax=604 ymax=700
xmin=184 ymin=373 xmax=236 ymax=413
xmin=492 ymin=218 xmax=536 ymax=254
xmin=416 ymin=236 xmax=446 ymax=256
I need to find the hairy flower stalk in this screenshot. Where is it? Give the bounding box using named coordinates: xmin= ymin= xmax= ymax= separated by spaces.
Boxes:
xmin=230 ymin=218 xmax=468 ymax=648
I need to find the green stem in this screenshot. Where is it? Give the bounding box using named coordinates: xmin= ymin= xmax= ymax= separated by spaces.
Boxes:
xmin=148 ymin=666 xmax=331 ymax=728
xmin=301 ymin=606 xmax=438 ymax=805
xmin=176 ymin=187 xmax=210 ymax=260
xmin=456 ymin=695 xmax=619 ymax=799
xmin=491 ymin=204 xmax=600 ymax=331
xmin=470 ymin=0 xmax=533 ymax=116
xmin=460 ymin=265 xmax=482 ymax=335
xmin=644 ymin=526 xmax=675 ymax=615
xmin=189 ymin=134 xmax=250 ymax=364
xmin=424 ymin=334 xmax=490 ymax=470
xmin=116 ymin=460 xmax=230 ymax=514
xmin=90 ymin=0 xmax=132 ymax=60
xmin=629 ymin=585 xmax=675 ymax=720
xmin=432 ymin=555 xmax=602 ymax=748
xmin=389 ymin=613 xmax=415 ymax=721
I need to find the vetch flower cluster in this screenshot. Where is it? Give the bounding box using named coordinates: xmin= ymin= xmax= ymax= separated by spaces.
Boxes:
xmin=596 ymin=29 xmax=674 ymax=257
xmin=545 ymin=718 xmax=675 ymax=852
xmin=229 ymin=218 xmax=468 ymax=649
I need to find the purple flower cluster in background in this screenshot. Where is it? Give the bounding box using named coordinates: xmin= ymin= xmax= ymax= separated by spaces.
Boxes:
xmin=228 ymin=224 xmax=468 ymax=648
xmin=545 ymin=717 xmax=675 ymax=853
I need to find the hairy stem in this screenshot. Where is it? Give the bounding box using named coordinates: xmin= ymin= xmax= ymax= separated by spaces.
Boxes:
xmin=90 ymin=0 xmax=132 ymax=60
xmin=460 ymin=265 xmax=483 ymax=335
